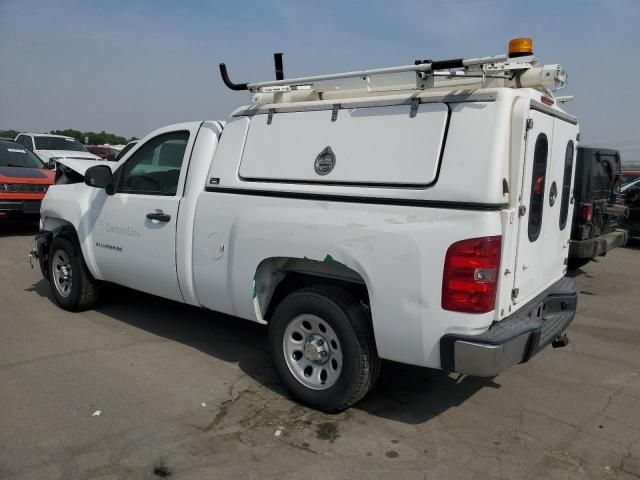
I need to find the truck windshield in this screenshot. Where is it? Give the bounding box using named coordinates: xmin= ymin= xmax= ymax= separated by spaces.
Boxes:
xmin=0 ymin=143 xmax=45 ymax=168
xmin=35 ymin=136 xmax=88 ymax=152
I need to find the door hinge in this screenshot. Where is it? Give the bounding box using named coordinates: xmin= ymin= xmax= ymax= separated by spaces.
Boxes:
xmin=511 ymin=288 xmax=519 ymax=299
xmin=267 ymin=108 xmax=275 ymax=125
xmin=410 ymin=97 xmax=420 ymax=118
xmin=331 ymin=104 xmax=340 ymax=122
xmin=526 ymin=118 xmax=534 ymax=130
xmin=518 ymin=205 xmax=527 ymax=217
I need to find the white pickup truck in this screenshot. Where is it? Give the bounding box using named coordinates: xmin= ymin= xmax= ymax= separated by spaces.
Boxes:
xmin=14 ymin=133 xmax=101 ymax=163
xmin=34 ymin=39 xmax=578 ymax=411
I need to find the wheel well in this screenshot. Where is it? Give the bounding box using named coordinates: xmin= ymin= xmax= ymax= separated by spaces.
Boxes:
xmin=265 ymin=272 xmax=370 ymax=321
xmin=38 ymin=220 xmax=79 ymax=279
xmin=254 ymin=257 xmax=370 ymax=323
xmin=42 ymin=218 xmax=78 ymax=242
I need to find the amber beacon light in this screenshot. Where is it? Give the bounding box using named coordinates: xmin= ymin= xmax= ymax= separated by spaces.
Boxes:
xmin=508 ymin=37 xmax=533 ymax=57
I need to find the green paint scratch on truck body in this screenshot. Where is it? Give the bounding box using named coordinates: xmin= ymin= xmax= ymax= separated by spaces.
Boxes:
xmin=323 ymin=254 xmax=346 ymax=267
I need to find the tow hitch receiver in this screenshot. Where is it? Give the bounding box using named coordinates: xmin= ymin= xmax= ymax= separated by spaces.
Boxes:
xmin=552 ymin=333 xmax=570 ymax=348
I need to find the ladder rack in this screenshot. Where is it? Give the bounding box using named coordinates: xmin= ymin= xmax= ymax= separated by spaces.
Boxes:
xmin=218 ymin=39 xmax=567 ymax=102
xmin=219 ymin=54 xmax=509 ymax=91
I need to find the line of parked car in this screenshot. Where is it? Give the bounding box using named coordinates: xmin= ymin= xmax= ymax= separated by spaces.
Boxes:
xmin=0 ymin=133 xmax=138 ymax=222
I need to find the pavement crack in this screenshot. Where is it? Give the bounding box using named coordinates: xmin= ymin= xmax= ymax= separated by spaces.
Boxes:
xmin=618 ymin=437 xmax=640 ymax=479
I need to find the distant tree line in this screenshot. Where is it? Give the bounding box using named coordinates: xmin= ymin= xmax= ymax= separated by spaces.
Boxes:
xmin=0 ymin=129 xmax=137 ymax=145
xmin=0 ymin=130 xmax=19 ymax=139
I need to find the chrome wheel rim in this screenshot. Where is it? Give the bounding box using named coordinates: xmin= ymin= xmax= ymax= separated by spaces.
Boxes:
xmin=283 ymin=314 xmax=343 ymax=390
xmin=52 ymin=250 xmax=72 ymax=298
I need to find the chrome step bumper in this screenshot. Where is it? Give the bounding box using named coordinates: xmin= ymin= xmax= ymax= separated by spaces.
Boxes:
xmin=440 ymin=277 xmax=577 ymax=377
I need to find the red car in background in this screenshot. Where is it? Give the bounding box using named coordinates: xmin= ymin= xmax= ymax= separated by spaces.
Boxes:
xmin=86 ymin=145 xmax=120 ymax=161
xmin=0 ymin=140 xmax=54 ymax=221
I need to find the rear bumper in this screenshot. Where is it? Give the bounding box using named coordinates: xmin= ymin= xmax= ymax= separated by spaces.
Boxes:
xmin=0 ymin=200 xmax=42 ymax=215
xmin=569 ymin=229 xmax=628 ymax=258
xmin=628 ymin=229 xmax=640 ymax=240
xmin=440 ymin=277 xmax=577 ymax=377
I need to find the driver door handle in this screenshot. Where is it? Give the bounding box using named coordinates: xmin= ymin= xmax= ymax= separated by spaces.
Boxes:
xmin=146 ymin=212 xmax=171 ymax=222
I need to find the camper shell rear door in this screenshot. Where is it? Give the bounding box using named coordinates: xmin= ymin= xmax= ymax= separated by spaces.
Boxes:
xmin=513 ymin=105 xmax=578 ymax=305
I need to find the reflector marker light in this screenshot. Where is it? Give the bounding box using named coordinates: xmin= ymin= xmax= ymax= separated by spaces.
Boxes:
xmin=541 ymin=95 xmax=555 ymax=106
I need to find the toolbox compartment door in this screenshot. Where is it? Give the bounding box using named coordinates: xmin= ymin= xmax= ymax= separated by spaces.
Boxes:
xmin=238 ymin=103 xmax=448 ymax=186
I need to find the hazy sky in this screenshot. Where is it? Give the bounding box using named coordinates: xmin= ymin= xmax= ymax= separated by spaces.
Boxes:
xmin=1 ymin=0 xmax=639 ymax=160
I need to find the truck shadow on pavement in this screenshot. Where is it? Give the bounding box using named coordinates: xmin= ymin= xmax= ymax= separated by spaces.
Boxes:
xmin=27 ymin=279 xmax=499 ymax=425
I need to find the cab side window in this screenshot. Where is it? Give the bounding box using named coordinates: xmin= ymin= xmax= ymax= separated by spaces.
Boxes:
xmin=559 ymin=141 xmax=574 ymax=230
xmin=528 ymin=133 xmax=548 ymax=242
xmin=116 ymin=131 xmax=189 ymax=196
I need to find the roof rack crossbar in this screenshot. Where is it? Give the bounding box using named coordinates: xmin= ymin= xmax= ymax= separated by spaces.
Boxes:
xmin=218 ymin=54 xmax=508 ymax=91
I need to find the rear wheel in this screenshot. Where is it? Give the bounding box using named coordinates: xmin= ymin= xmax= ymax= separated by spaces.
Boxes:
xmin=48 ymin=236 xmax=100 ymax=311
xmin=269 ymin=286 xmax=379 ymax=412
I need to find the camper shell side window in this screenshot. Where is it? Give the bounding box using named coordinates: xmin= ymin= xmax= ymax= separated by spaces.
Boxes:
xmin=528 ymin=133 xmax=549 ymax=242
xmin=559 ymin=140 xmax=574 ymax=230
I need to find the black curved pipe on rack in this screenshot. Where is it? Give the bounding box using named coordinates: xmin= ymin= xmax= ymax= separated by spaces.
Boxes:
xmin=220 ymin=52 xmax=285 ymax=91
xmin=218 ymin=63 xmax=249 ymax=91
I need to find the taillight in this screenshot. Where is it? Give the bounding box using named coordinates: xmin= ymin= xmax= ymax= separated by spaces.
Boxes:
xmin=442 ymin=236 xmax=502 ymax=314
xmin=581 ymin=204 xmax=593 ymax=223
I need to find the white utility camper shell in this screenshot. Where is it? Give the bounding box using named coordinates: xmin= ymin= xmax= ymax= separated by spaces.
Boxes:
xmin=37 ymin=39 xmax=579 ymax=411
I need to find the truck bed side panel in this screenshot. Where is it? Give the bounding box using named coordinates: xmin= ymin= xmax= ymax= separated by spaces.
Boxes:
xmin=192 ymin=194 xmax=503 ymax=368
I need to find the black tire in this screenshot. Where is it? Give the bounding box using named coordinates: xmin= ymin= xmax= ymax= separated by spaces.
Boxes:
xmin=269 ymin=286 xmax=380 ymax=412
xmin=567 ymin=257 xmax=592 ymax=270
xmin=48 ymin=235 xmax=100 ymax=311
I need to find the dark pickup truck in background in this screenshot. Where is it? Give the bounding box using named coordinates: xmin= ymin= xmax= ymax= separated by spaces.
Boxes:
xmin=568 ymin=146 xmax=628 ymax=269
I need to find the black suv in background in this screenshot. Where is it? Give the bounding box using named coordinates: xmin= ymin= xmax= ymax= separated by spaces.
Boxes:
xmin=568 ymin=146 xmax=628 ymax=269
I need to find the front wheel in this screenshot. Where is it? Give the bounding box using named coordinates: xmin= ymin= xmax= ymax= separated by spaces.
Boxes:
xmin=269 ymin=286 xmax=379 ymax=412
xmin=48 ymin=236 xmax=101 ymax=311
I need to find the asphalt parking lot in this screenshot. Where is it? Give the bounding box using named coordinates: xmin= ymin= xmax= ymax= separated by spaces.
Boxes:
xmin=0 ymin=223 xmax=639 ymax=480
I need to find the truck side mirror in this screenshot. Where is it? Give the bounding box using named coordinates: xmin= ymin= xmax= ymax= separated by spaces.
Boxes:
xmin=84 ymin=165 xmax=113 ymax=189
xmin=45 ymin=159 xmax=56 ymax=170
